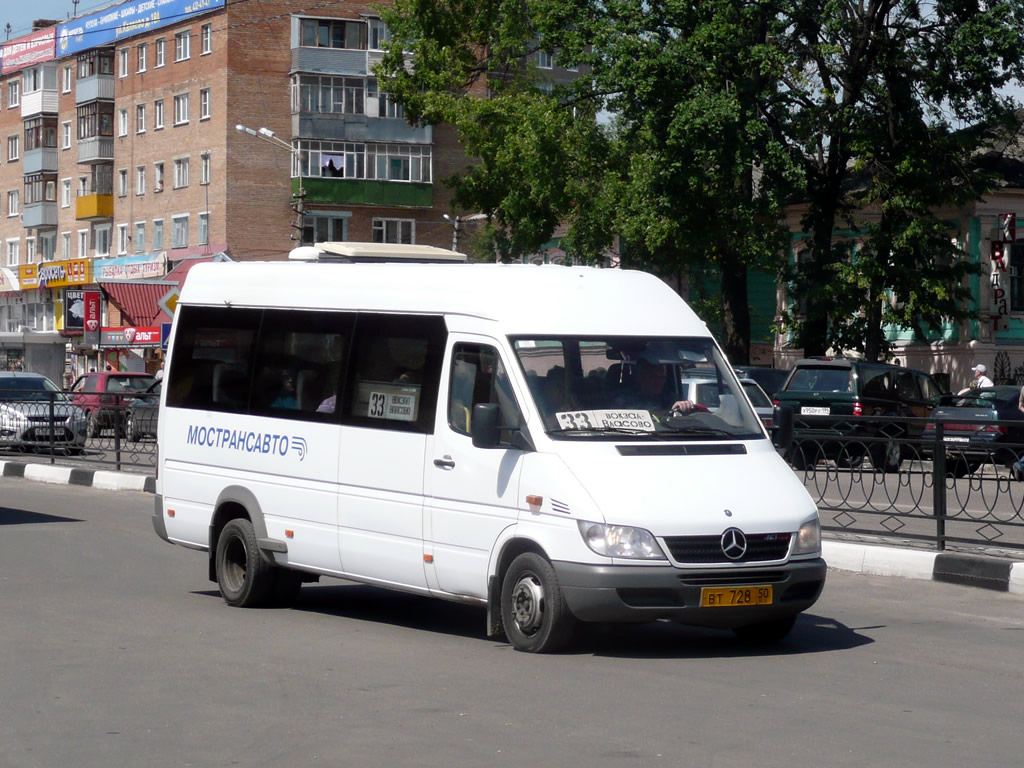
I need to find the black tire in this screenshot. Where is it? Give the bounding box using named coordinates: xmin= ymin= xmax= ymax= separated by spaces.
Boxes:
xmin=869 ymin=440 xmax=903 ymax=473
xmin=86 ymin=411 xmax=101 ymax=438
xmin=500 ymin=552 xmax=577 ymax=653
xmin=947 ymin=455 xmax=980 ymax=479
xmin=215 ymin=518 xmax=274 ymax=607
xmin=733 ymin=615 xmax=797 ymax=645
xmin=787 ymin=442 xmax=811 ymax=471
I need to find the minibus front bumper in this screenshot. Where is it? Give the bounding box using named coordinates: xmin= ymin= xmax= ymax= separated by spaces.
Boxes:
xmin=552 ymin=558 xmax=826 ymax=627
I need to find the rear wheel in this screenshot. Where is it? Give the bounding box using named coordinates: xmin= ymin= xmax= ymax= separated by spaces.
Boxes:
xmin=215 ymin=518 xmax=274 ymax=607
xmin=947 ymin=455 xmax=980 ymax=479
xmin=869 ymin=439 xmax=903 ymax=473
xmin=500 ymin=553 xmax=577 ymax=653
xmin=86 ymin=411 xmax=101 ymax=438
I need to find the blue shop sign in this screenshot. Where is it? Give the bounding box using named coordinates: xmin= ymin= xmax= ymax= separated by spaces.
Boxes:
xmin=58 ymin=0 xmax=225 ymax=57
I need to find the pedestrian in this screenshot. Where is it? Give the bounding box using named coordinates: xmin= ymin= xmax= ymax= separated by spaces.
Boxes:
xmin=154 ymin=361 xmax=164 ymax=381
xmin=958 ymin=364 xmax=993 ymax=394
xmin=1012 ymin=386 xmax=1024 ymax=481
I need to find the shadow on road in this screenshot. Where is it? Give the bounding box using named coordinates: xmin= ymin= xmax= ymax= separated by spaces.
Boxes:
xmin=194 ymin=583 xmax=874 ymax=657
xmin=0 ymin=506 xmax=83 ymax=526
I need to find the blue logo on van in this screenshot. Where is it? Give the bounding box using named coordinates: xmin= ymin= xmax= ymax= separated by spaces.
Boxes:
xmin=186 ymin=425 xmax=307 ymax=461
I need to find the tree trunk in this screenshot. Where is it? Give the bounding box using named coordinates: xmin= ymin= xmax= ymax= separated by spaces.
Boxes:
xmin=719 ymin=254 xmax=751 ymax=364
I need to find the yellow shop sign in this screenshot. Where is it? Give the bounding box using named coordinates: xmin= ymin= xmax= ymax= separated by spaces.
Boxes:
xmin=19 ymin=259 xmax=92 ymax=289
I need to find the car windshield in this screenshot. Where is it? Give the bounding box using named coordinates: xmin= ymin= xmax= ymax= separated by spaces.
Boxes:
xmin=0 ymin=376 xmax=69 ymax=402
xmin=786 ymin=367 xmax=852 ymax=393
xmin=512 ymin=336 xmax=764 ymax=440
xmin=109 ymin=376 xmax=156 ymax=392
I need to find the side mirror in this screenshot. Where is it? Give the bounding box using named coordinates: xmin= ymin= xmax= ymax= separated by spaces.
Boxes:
xmin=772 ymin=404 xmax=794 ymax=450
xmin=471 ymin=403 xmax=501 ymax=449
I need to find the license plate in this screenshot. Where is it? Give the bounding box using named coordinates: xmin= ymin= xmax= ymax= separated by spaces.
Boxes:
xmin=801 ymin=406 xmax=830 ymax=416
xmin=33 ymin=428 xmax=54 ymax=438
xmin=943 ymin=436 xmax=969 ymax=443
xmin=701 ymin=585 xmax=773 ymax=607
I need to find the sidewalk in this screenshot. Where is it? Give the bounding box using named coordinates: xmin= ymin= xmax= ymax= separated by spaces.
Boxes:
xmin=3 ymin=457 xmax=1022 ymax=595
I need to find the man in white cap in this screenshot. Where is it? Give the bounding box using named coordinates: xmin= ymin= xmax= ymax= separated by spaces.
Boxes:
xmin=959 ymin=364 xmax=993 ymax=394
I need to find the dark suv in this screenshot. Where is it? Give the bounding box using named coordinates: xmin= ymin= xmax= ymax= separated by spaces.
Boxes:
xmin=773 ymin=357 xmax=945 ymax=472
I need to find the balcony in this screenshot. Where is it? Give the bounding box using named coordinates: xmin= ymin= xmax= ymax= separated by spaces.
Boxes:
xmin=75 ymin=74 xmax=115 ymax=105
xmin=22 ymin=89 xmax=59 ymax=118
xmin=76 ymin=194 xmax=114 ymax=221
xmin=297 ymin=178 xmax=432 ymax=207
xmin=78 ymin=137 xmax=114 ymax=164
xmin=293 ymin=113 xmax=432 ymax=144
xmin=21 ymin=201 xmax=58 ymax=229
xmin=22 ymin=148 xmax=58 ymax=175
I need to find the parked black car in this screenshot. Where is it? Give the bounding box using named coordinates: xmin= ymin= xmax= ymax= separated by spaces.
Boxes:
xmin=774 ymin=357 xmax=945 ymax=472
xmin=126 ymin=379 xmax=161 ymax=441
xmin=921 ymin=386 xmax=1024 ymax=477
xmin=733 ymin=366 xmax=790 ymax=398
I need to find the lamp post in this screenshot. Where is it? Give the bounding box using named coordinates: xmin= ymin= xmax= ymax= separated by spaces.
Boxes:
xmin=443 ymin=212 xmax=488 ymax=254
xmin=235 ymin=123 xmax=305 ymax=242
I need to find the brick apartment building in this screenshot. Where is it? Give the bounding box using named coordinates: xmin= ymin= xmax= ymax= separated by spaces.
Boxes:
xmin=0 ymin=0 xmax=578 ymax=380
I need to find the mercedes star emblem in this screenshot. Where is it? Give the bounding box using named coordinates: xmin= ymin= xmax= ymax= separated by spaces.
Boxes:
xmin=720 ymin=527 xmax=748 ymax=560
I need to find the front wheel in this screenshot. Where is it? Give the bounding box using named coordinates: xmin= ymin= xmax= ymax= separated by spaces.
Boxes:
xmin=86 ymin=411 xmax=101 ymax=438
xmin=869 ymin=439 xmax=903 ymax=473
xmin=215 ymin=518 xmax=274 ymax=607
xmin=500 ymin=553 xmax=577 ymax=653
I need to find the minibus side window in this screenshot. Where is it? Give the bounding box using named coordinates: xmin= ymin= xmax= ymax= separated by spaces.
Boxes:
xmin=448 ymin=343 xmax=522 ymax=442
xmin=250 ymin=309 xmax=354 ymax=421
xmin=343 ymin=313 xmax=445 ymax=433
xmin=166 ymin=305 xmax=260 ymax=412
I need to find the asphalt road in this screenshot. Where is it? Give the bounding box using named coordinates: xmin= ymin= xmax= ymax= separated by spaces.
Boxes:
xmin=1 ymin=478 xmax=1023 ymax=768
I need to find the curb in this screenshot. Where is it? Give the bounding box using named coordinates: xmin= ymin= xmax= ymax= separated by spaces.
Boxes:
xmin=3 ymin=458 xmax=1022 ymax=595
xmin=1 ymin=459 xmax=156 ymax=494
xmin=822 ymin=541 xmax=1024 ymax=596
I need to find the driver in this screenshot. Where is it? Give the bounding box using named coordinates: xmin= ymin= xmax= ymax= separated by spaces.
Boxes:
xmin=629 ymin=358 xmax=699 ymax=414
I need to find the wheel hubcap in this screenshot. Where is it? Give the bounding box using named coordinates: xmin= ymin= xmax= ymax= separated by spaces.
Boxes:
xmin=223 ymin=536 xmax=247 ymax=592
xmin=510 ymin=572 xmax=544 ymax=635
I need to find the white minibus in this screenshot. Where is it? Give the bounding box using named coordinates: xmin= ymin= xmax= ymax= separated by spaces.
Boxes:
xmin=153 ymin=244 xmax=824 ymax=653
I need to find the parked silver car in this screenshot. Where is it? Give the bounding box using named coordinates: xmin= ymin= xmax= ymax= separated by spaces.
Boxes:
xmin=0 ymin=372 xmax=87 ymax=452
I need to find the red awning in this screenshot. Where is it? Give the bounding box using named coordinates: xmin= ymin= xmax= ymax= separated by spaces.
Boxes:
xmin=100 ymin=282 xmax=174 ymax=326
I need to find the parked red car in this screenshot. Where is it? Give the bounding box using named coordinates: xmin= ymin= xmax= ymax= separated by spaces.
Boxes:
xmin=69 ymin=371 xmax=156 ymax=437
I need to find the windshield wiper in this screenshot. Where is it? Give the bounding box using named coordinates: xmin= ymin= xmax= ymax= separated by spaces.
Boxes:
xmin=656 ymin=425 xmax=735 ymax=437
xmin=547 ymin=426 xmax=657 ymax=437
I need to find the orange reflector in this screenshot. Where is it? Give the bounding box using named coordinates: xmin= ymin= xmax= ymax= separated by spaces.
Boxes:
xmin=526 ymin=495 xmax=543 ymax=507
xmin=167 ymin=509 xmax=175 ymax=518
xmin=285 ymin=529 xmax=294 ymax=538
xmin=423 ymin=554 xmax=434 ymax=563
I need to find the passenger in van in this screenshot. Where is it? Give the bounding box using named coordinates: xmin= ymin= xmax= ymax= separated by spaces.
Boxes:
xmin=625 ymin=358 xmax=699 ymax=414
xmin=272 ymin=374 xmax=299 ymax=409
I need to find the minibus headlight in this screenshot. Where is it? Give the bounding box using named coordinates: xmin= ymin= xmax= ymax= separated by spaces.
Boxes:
xmin=792 ymin=517 xmax=821 ymax=555
xmin=577 ymin=521 xmax=666 ymax=560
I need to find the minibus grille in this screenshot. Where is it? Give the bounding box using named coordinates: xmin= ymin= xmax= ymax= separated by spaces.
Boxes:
xmin=663 ymin=533 xmax=791 ymax=564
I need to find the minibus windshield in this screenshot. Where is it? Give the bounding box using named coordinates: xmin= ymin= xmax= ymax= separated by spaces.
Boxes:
xmin=512 ymin=336 xmax=765 ymax=440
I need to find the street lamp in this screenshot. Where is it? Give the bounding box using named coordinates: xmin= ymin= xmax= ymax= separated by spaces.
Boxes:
xmin=443 ymin=212 xmax=488 ymax=253
xmin=235 ymin=123 xmax=305 ymax=242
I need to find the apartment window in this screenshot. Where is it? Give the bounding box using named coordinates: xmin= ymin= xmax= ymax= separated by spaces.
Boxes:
xmin=154 ymin=162 xmax=164 ymax=192
xmin=201 ymin=23 xmax=212 ymax=54
xmin=292 ymin=74 xmax=364 ymax=114
xmin=175 ymin=30 xmax=191 ymax=61
xmin=7 ymin=80 xmax=20 ymax=108
xmin=117 ymin=224 xmax=129 ymax=255
xmin=153 ymin=219 xmax=164 ymax=250
xmin=24 ymin=173 xmax=57 ymax=204
xmin=135 ymin=222 xmax=146 ymax=253
xmin=77 ymin=102 xmax=114 ymax=139
xmin=154 ymin=99 xmax=165 ymax=129
xmin=40 ymin=232 xmax=56 ymax=262
xmin=118 ymin=168 xmax=128 ymax=197
xmin=200 ymin=151 xmax=211 ymax=185
xmin=7 ymin=135 xmax=19 ymax=161
xmin=198 ymin=213 xmax=209 ymax=245
xmin=77 ymin=50 xmax=114 ymax=77
xmin=537 ymin=50 xmax=553 ymax=69
xmin=118 ymin=108 xmax=128 ymax=137
xmin=199 ymin=88 xmax=211 ymax=120
xmin=368 ymin=80 xmax=404 ymax=119
xmin=369 ymin=19 xmax=390 ymax=50
xmin=78 ymin=229 xmax=88 ymax=259
xmin=78 ymin=177 xmax=88 ymax=196
xmin=299 ymin=18 xmax=367 ymax=49
xmin=62 ymin=64 xmax=73 ymax=93
xmin=368 ymin=143 xmax=431 ymax=182
xmin=7 ymin=190 xmax=19 ymax=216
xmin=119 ymin=48 xmax=129 ymax=77
xmin=295 ymin=140 xmax=432 ymax=183
xmin=6 ymin=239 xmax=18 ymax=267
xmin=136 ymin=165 xmax=146 ymax=195
xmin=172 ymin=214 xmax=189 ymax=248
xmin=300 ymin=213 xmax=348 ymax=245
xmin=137 ymin=43 xmax=148 ymax=73
xmin=24 ymin=116 xmax=57 ymax=150
xmin=173 ymin=157 xmax=189 ymax=188
xmin=62 ymin=121 xmax=71 ymax=149
xmin=94 ymin=224 xmax=111 ymax=257
xmin=61 ymin=178 xmax=71 ymax=208
xmin=155 ymin=38 xmax=166 ymax=67
xmin=173 ymin=93 xmax=189 ymax=125
xmin=136 ymin=104 xmax=146 ymax=133
xmin=61 ymin=232 xmax=71 ymax=259
xmin=372 ymin=217 xmax=414 ymax=244
xmin=24 ymin=238 xmax=35 ymax=264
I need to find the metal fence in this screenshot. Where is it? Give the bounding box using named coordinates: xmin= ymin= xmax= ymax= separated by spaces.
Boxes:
xmin=788 ymin=414 xmax=1024 ymax=553
xmin=0 ymin=390 xmax=156 ymax=473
